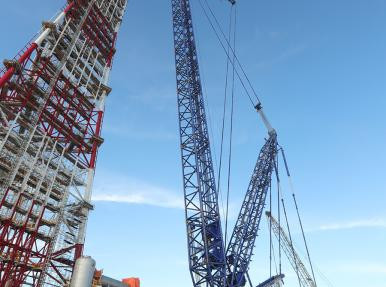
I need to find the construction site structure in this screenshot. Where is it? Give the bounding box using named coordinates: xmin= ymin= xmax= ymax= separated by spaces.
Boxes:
xmin=0 ymin=0 xmax=127 ymax=286
xmin=266 ymin=212 xmax=316 ymax=287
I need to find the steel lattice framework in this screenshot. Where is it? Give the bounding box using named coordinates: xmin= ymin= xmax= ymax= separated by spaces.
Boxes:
xmin=226 ymin=134 xmax=277 ymax=287
xmin=171 ymin=0 xmax=227 ymax=286
xmin=0 ymin=0 xmax=127 ymax=286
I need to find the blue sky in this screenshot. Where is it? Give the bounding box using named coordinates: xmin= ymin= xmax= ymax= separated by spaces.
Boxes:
xmin=1 ymin=1 xmax=386 ymax=286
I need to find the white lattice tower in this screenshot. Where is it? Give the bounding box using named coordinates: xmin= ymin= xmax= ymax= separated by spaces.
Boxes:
xmin=0 ymin=1 xmax=127 ymax=286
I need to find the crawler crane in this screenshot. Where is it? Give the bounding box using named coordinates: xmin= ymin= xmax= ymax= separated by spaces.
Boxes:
xmin=171 ymin=1 xmax=280 ymax=287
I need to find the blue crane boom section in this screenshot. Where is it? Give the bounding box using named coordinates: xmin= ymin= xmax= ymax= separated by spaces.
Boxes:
xmin=171 ymin=0 xmax=227 ymax=286
xmin=226 ymin=134 xmax=277 ymax=287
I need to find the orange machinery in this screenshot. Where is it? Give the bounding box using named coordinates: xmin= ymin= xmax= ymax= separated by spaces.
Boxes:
xmin=122 ymin=278 xmax=140 ymax=287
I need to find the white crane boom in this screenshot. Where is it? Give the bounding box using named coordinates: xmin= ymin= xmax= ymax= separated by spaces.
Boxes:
xmin=266 ymin=212 xmax=316 ymax=287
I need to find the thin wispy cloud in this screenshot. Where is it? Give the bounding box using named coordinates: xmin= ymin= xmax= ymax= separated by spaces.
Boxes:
xmin=334 ymin=262 xmax=386 ymax=275
xmin=312 ymin=218 xmax=386 ymax=232
xmin=104 ymin=123 xmax=176 ymax=141
xmin=92 ymin=172 xmax=183 ymax=209
xmin=255 ymin=44 xmax=308 ymax=69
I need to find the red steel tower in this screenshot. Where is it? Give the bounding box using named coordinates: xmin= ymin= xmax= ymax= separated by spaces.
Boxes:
xmin=0 ymin=0 xmax=127 ymax=286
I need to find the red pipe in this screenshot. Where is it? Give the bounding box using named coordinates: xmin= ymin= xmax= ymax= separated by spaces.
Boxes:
xmin=0 ymin=2 xmax=74 ymax=89
xmin=0 ymin=43 xmax=38 ymax=89
xmin=64 ymin=1 xmax=75 ymax=13
xmin=74 ymin=243 xmax=84 ymax=261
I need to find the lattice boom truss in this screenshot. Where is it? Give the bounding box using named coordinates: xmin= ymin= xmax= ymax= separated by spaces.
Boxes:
xmin=0 ymin=0 xmax=127 ymax=286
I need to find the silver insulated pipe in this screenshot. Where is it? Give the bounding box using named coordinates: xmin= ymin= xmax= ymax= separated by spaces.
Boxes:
xmin=70 ymin=256 xmax=96 ymax=287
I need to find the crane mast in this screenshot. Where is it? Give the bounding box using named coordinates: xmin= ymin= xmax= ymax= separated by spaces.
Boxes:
xmin=266 ymin=212 xmax=317 ymax=287
xmin=171 ymin=0 xmax=226 ymax=286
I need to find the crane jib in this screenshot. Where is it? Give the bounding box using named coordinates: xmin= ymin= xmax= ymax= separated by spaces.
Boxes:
xmin=226 ymin=134 xmax=278 ymax=287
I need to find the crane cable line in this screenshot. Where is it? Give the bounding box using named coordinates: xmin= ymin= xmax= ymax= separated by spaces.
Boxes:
xmin=279 ymin=147 xmax=335 ymax=287
xmin=281 ymin=198 xmax=302 ymax=287
xmin=218 ymin=4 xmax=235 ymax=249
xmin=271 ymin=147 xmax=323 ymax=287
xmin=266 ymin=217 xmax=280 ymax=277
xmin=275 ymin=154 xmax=282 ymax=276
xmin=280 ymin=148 xmax=318 ymax=285
xmin=268 ymin=180 xmax=282 ymax=281
xmin=201 ymin=0 xmax=262 ymax=103
xmin=225 ymin=3 xmax=237 ymax=248
xmin=293 ymin=194 xmax=317 ymax=285
xmin=197 ymin=0 xmax=257 ymax=107
xmin=276 ymin=150 xmax=303 ymax=286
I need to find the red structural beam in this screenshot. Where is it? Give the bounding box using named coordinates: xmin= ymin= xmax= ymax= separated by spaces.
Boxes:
xmin=0 ymin=43 xmax=38 ymax=89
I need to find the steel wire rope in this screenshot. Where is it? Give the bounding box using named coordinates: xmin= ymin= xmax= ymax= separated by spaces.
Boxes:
xmin=202 ymin=0 xmax=262 ymax=103
xmin=192 ymin=3 xmax=221 ymax=191
xmin=281 ymin=197 xmax=302 ymax=287
xmin=224 ymin=3 xmax=237 ymax=250
xmin=274 ymin=153 xmax=282 ymax=275
xmin=266 ymin=218 xmax=279 ymax=276
xmin=293 ymin=194 xmax=317 ymax=286
xmin=279 ymin=148 xmax=317 ymax=286
xmin=217 ymin=5 xmax=234 ymax=246
xmin=281 ymin=223 xmax=335 ymax=287
xmin=275 ymin=147 xmax=303 ymax=286
xmin=277 ymin=148 xmax=323 ymax=287
xmin=279 ymin=147 xmax=337 ymax=287
xmin=197 ymin=0 xmax=256 ymax=107
xmin=313 ymin=266 xmax=335 ymax=287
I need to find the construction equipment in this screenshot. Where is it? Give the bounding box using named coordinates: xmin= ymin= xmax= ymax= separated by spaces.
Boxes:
xmin=0 ymin=1 xmax=127 ymax=285
xmin=266 ymin=212 xmax=317 ymax=287
xmin=171 ymin=1 xmax=278 ymax=287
